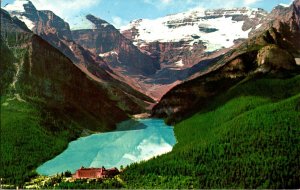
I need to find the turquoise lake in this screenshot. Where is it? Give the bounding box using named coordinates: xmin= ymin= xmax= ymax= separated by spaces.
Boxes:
xmin=37 ymin=119 xmax=176 ymax=176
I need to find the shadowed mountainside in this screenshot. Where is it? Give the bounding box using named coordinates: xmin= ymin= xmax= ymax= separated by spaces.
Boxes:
xmin=3 ymin=2 xmax=156 ymax=112
xmin=72 ymin=14 xmax=160 ymax=76
xmin=0 ymin=9 xmax=132 ymax=185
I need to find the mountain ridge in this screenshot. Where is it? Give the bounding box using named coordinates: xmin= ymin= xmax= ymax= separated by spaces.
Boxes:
xmin=2 ymin=0 xmax=156 ymax=112
xmin=72 ymin=14 xmax=160 ymax=76
xmin=1 ymin=1 xmax=300 ymax=188
xmin=152 ymin=0 xmax=300 ymax=123
xmin=0 ymin=9 xmax=132 ymax=184
xmin=118 ymin=5 xmax=269 ymax=99
xmin=2 ymin=1 xmax=271 ymax=101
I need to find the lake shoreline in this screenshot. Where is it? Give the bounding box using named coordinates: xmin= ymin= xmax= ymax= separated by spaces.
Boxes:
xmin=132 ymin=113 xmax=151 ymax=119
xmin=37 ymin=119 xmax=176 ymax=176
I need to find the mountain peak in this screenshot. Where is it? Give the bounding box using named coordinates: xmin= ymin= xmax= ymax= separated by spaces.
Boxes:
xmin=2 ymin=0 xmax=37 ymax=30
xmin=86 ymin=14 xmax=114 ymax=29
xmin=292 ymin=0 xmax=300 ymax=10
xmin=294 ymin=0 xmax=300 ymax=5
xmin=3 ymin=0 xmax=36 ymax=13
xmin=277 ymin=4 xmax=290 ymax=8
xmin=23 ymin=0 xmax=37 ymax=12
xmin=291 ymin=0 xmax=300 ymax=30
xmin=121 ymin=6 xmax=267 ymax=53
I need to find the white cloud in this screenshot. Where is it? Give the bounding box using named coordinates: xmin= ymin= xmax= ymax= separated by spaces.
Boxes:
xmin=26 ymin=0 xmax=101 ymax=29
xmin=177 ymin=0 xmax=237 ymax=9
xmin=143 ymin=0 xmax=151 ymax=4
xmin=243 ymin=0 xmax=261 ymax=6
xmin=4 ymin=0 xmax=102 ymax=29
xmin=112 ymin=16 xmax=128 ymax=29
xmin=143 ymin=0 xmax=176 ymax=9
xmin=4 ymin=0 xmax=28 ymax=12
xmin=161 ymin=0 xmax=172 ymax=4
xmin=142 ymin=0 xmax=256 ymax=11
xmin=143 ymin=0 xmax=283 ymax=12
xmin=31 ymin=0 xmax=101 ymax=18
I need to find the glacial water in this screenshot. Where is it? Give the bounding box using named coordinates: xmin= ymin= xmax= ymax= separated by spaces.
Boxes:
xmin=37 ymin=119 xmax=176 ymax=176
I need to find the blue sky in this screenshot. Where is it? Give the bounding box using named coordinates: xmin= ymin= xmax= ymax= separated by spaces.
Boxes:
xmin=1 ymin=0 xmax=294 ymax=29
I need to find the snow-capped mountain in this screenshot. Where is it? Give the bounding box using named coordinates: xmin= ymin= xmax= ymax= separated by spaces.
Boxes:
xmin=2 ymin=0 xmax=157 ymax=110
xmin=121 ymin=7 xmax=267 ymax=53
xmin=152 ymin=0 xmax=300 ymax=122
xmin=3 ymin=0 xmax=36 ymax=30
xmin=118 ymin=7 xmax=269 ymax=99
xmin=71 ymin=14 xmax=160 ymax=76
xmin=3 ymin=1 xmax=282 ymax=101
xmin=3 ymin=0 xmax=72 ymax=40
xmin=2 ymin=0 xmax=160 ymax=99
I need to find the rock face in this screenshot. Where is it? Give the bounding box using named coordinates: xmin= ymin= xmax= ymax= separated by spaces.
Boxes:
xmin=4 ymin=1 xmax=268 ymax=101
xmin=152 ymin=1 xmax=300 ymax=123
xmin=152 ymin=51 xmax=258 ymax=123
xmin=250 ymin=0 xmax=300 ymax=58
xmin=0 ymin=10 xmax=128 ymax=131
xmin=72 ymin=15 xmax=159 ymax=76
xmin=5 ymin=1 xmax=72 ymax=40
xmin=4 ymin=0 xmax=300 ymax=104
xmin=121 ymin=7 xmax=267 ymax=68
xmin=3 ymin=1 xmax=155 ymax=112
xmin=257 ymin=45 xmax=296 ymax=70
xmin=26 ymin=35 xmax=129 ymax=130
xmin=274 ymin=0 xmax=300 ymax=32
xmin=117 ymin=7 xmax=268 ymax=99
xmin=0 ymin=8 xmax=31 ymax=34
xmin=3 ymin=1 xmax=99 ymax=68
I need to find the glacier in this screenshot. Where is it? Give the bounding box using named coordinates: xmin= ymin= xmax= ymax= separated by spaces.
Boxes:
xmin=2 ymin=0 xmax=36 ymax=30
xmin=121 ymin=7 xmax=266 ymax=52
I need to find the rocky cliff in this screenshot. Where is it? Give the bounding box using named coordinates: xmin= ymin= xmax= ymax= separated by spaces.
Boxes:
xmin=3 ymin=1 xmax=155 ymax=112
xmin=1 ymin=9 xmax=130 ymax=130
xmin=117 ymin=7 xmax=268 ymax=99
xmin=152 ymin=1 xmax=300 ymax=123
xmin=3 ymin=1 xmax=270 ymax=101
xmin=72 ymin=14 xmax=160 ymax=76
xmin=121 ymin=7 xmax=267 ymax=68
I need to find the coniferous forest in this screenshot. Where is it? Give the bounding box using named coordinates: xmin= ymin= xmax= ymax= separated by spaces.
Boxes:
xmin=121 ymin=74 xmax=300 ymax=189
xmin=1 ymin=0 xmax=300 ymax=189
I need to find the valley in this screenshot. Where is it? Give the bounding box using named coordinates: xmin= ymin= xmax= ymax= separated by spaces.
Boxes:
xmin=1 ymin=0 xmax=300 ymax=189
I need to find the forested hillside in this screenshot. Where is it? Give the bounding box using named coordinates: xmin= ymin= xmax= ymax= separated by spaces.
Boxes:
xmin=122 ymin=73 xmax=300 ymax=189
xmin=0 ymin=9 xmax=127 ymax=186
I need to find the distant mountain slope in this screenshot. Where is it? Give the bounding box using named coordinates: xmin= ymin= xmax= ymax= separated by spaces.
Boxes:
xmin=152 ymin=0 xmax=300 ymax=123
xmin=121 ymin=7 xmax=267 ymax=99
xmin=3 ymin=1 xmax=158 ymax=78
xmin=72 ymin=14 xmax=160 ymax=76
xmin=121 ymin=7 xmax=267 ymax=52
xmin=2 ymin=1 xmax=270 ymax=101
xmin=120 ymin=7 xmax=267 ymax=82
